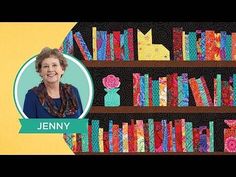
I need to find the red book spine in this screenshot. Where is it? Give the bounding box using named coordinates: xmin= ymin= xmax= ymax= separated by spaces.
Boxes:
xmin=154 ymin=121 xmax=163 ymax=152
xmin=133 ymin=73 xmax=140 ymax=106
xmin=128 ymin=28 xmax=134 ymax=60
xmin=106 ymin=33 xmax=111 ymax=61
xmin=144 ymin=123 xmax=150 ymax=152
xmin=200 ymin=76 xmax=213 ymax=106
xmin=168 ymin=121 xmax=173 ymax=152
xmin=173 ymin=27 xmax=183 ymax=61
xmin=175 ymin=119 xmax=183 ymax=152
xmin=128 ymin=123 xmax=134 ymax=152
xmin=132 ymin=120 xmax=137 ymax=152
xmin=112 ymin=124 xmax=119 ymax=152
xmin=103 ymin=131 xmax=109 ymax=152
xmin=113 ymin=31 xmax=121 ymax=61
xmin=88 ymin=125 xmax=92 ymax=152
xmin=193 ymin=128 xmax=200 ymax=152
xmin=189 ymin=78 xmax=204 ymax=106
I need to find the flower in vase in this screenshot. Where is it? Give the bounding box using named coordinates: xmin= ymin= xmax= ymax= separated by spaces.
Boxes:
xmin=102 ymin=74 xmax=120 ymax=89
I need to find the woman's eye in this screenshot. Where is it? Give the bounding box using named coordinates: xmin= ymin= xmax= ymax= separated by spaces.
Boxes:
xmin=53 ymin=64 xmax=58 ymax=67
xmin=42 ymin=65 xmax=48 ymax=68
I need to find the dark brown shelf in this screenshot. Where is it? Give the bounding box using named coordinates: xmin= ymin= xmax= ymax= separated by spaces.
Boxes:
xmin=82 ymin=61 xmax=236 ymax=68
xmin=89 ymin=106 xmax=236 ymax=114
xmin=75 ymin=152 xmax=236 ymax=155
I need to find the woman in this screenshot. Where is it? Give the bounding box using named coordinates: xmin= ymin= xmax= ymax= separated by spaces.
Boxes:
xmin=23 ymin=47 xmax=83 ymax=118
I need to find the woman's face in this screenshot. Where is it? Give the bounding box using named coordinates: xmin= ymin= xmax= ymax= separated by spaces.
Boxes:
xmin=40 ymin=57 xmax=64 ymax=84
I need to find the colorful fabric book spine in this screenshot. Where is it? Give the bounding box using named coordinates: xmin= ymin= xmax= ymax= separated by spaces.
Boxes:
xmin=209 ymin=121 xmax=214 ymax=152
xmin=106 ymin=33 xmax=111 ymax=60
xmin=159 ymin=77 xmax=167 ymax=106
xmin=144 ymin=123 xmax=150 ymax=152
xmin=175 ymin=119 xmax=183 ymax=152
xmin=109 ymin=120 xmax=113 ymax=152
xmin=189 ymin=78 xmax=203 ymax=106
xmin=196 ymin=30 xmax=202 ymax=60
xmin=226 ymin=34 xmax=232 ymax=61
xmin=128 ymin=121 xmax=134 ymax=152
xmin=99 ymin=128 xmax=104 ymax=152
xmin=154 ymin=121 xmax=163 ymax=152
xmin=185 ymin=122 xmax=193 ymax=152
xmin=217 ymin=74 xmax=222 ymax=106
xmin=162 ymin=120 xmax=168 ymax=152
xmin=199 ymin=126 xmax=208 ymax=152
xmin=122 ymin=123 xmax=129 ymax=152
xmin=196 ymin=78 xmax=209 ymax=106
xmin=97 ymin=31 xmax=107 ymax=61
xmin=234 ymin=74 xmax=236 ymax=106
xmin=152 ymin=80 xmax=159 ymax=106
xmin=128 ymin=28 xmax=134 ymax=60
xmin=120 ymin=34 xmax=125 ymax=60
xmin=185 ymin=34 xmax=190 ymax=60
xmin=149 ymin=77 xmax=153 ymax=106
xmin=173 ymin=27 xmax=183 ymax=60
xmin=189 ymin=32 xmax=197 ymax=60
xmin=82 ymin=123 xmax=89 ymax=152
xmin=119 ymin=128 xmax=123 ymax=152
xmin=167 ymin=74 xmax=178 ymax=107
xmin=168 ymin=121 xmax=173 ymax=152
xmin=110 ymin=33 xmax=115 ymax=61
xmin=92 ymin=27 xmax=97 ymax=60
xmin=136 ymin=120 xmax=145 ymax=152
xmin=133 ymin=73 xmax=140 ymax=106
xmin=140 ymin=76 xmax=145 ymax=107
xmin=181 ymin=119 xmax=186 ymax=152
xmin=103 ymin=131 xmax=109 ymax=152
xmin=113 ymin=124 xmax=119 ymax=152
xmin=91 ymin=120 xmax=99 ymax=152
xmin=148 ymin=119 xmax=155 ymax=152
xmin=172 ymin=127 xmax=176 ymax=152
xmin=201 ymin=32 xmax=206 ymax=61
xmin=200 ymin=76 xmax=213 ymax=106
xmin=214 ymin=78 xmax=217 ymax=106
xmin=220 ymin=31 xmax=227 ymax=60
xmin=182 ymin=73 xmax=189 ymax=106
xmin=222 ymin=81 xmax=230 ymax=106
xmin=132 ymin=120 xmax=137 ymax=152
xmin=178 ymin=75 xmax=183 ymax=107
xmin=88 ymin=125 xmax=92 ymax=152
xmin=214 ymin=33 xmax=221 ymax=61
xmin=63 ymin=31 xmax=74 ymax=55
xmin=205 ymin=30 xmax=215 ymax=60
xmin=74 ymin=32 xmax=92 ymax=61
xmin=193 ymin=128 xmax=200 ymax=152
xmin=144 ymin=74 xmax=149 ymax=106
xmin=113 ymin=31 xmax=121 ymax=61
xmin=206 ymin=128 xmax=210 ymax=152
xmin=182 ymin=31 xmax=186 ymax=60
xmin=76 ymin=134 xmax=82 ymax=153
xmin=232 ymin=33 xmax=236 ymax=61
xmin=123 ymin=29 xmax=129 ymax=61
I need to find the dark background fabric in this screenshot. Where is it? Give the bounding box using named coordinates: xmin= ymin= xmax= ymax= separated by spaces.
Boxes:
xmin=72 ymin=22 xmax=236 ymax=152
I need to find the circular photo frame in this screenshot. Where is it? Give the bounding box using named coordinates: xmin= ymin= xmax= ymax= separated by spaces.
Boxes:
xmin=14 ymin=53 xmax=94 ymax=119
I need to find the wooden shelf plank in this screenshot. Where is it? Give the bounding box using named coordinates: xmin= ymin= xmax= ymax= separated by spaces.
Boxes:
xmin=89 ymin=106 xmax=236 ymax=114
xmin=82 ymin=61 xmax=236 ymax=68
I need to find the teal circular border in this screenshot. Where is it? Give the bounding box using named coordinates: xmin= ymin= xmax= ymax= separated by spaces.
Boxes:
xmin=13 ymin=53 xmax=94 ymax=119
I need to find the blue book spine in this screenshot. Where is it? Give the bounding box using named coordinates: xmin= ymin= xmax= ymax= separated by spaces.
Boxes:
xmin=220 ymin=31 xmax=227 ymax=60
xmin=144 ymin=74 xmax=149 ymax=106
xmin=91 ymin=120 xmax=100 ymax=152
xmin=226 ymin=35 xmax=232 ymax=61
xmin=189 ymin=32 xmax=197 ymax=60
xmin=217 ymin=74 xmax=222 ymax=106
xmin=162 ymin=120 xmax=168 ymax=152
xmin=172 ymin=127 xmax=176 ymax=152
xmin=152 ymin=80 xmax=159 ymax=106
xmin=140 ymin=76 xmax=145 ymax=106
xmin=178 ymin=75 xmax=183 ymax=107
xmin=182 ymin=73 xmax=189 ymax=106
xmin=201 ymin=32 xmax=206 ymax=61
xmin=148 ymin=119 xmax=155 ymax=152
xmin=119 ymin=128 xmax=123 ymax=152
xmin=109 ymin=120 xmax=113 ymax=152
xmin=110 ymin=33 xmax=115 ymax=61
xmin=185 ymin=122 xmax=193 ymax=152
xmin=123 ymin=30 xmax=129 ymax=61
xmin=196 ymin=78 xmax=209 ymax=106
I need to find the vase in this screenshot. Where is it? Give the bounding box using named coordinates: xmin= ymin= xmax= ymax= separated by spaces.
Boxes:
xmin=104 ymin=88 xmax=120 ymax=107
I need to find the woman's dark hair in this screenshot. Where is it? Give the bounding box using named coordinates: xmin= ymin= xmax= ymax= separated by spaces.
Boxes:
xmin=35 ymin=47 xmax=68 ymax=72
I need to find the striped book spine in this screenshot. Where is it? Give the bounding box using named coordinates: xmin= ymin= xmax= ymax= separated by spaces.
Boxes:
xmin=122 ymin=123 xmax=129 ymax=152
xmin=92 ymin=27 xmax=97 ymax=60
xmin=148 ymin=119 xmax=155 ymax=152
xmin=92 ymin=120 xmax=100 ymax=152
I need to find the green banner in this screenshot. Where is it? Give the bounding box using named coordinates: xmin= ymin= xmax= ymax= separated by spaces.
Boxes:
xmin=19 ymin=118 xmax=88 ymax=134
